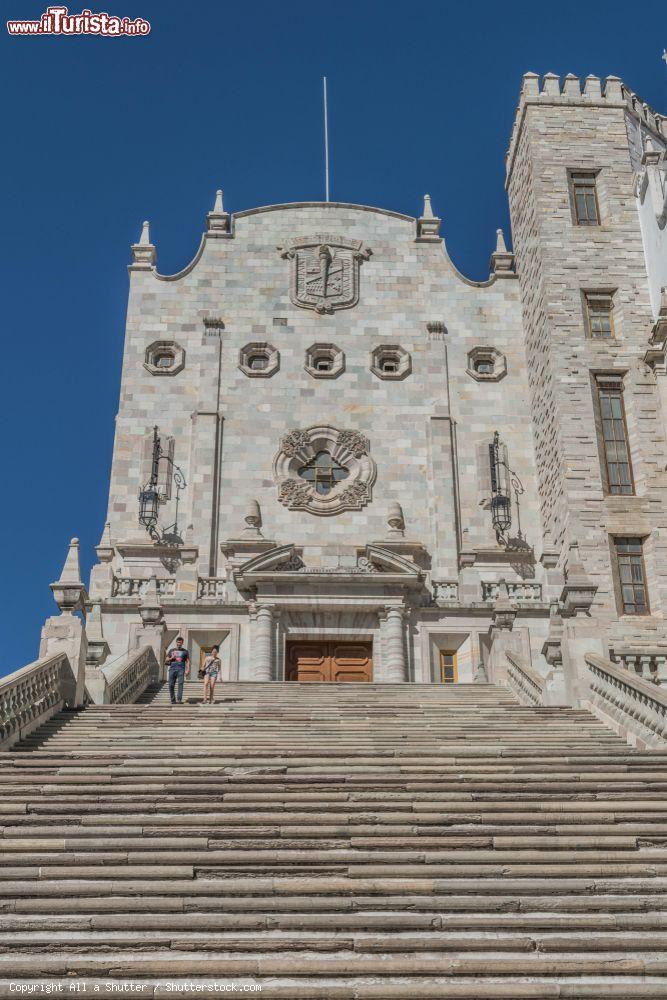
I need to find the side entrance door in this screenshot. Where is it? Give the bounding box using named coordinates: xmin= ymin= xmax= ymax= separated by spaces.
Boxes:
xmin=286 ymin=641 xmax=372 ymax=682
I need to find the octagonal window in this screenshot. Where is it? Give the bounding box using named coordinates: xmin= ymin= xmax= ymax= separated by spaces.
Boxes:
xmin=370 ymin=344 xmax=411 ymax=381
xmin=305 ymin=343 xmax=345 ymax=379
xmin=239 ymin=342 xmax=280 ymax=378
xmin=144 ymin=340 xmax=185 ymax=377
xmin=467 ymin=347 xmax=507 ymax=382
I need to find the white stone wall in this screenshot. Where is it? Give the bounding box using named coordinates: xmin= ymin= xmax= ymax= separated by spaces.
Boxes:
xmin=105 ymin=204 xmax=542 ymax=584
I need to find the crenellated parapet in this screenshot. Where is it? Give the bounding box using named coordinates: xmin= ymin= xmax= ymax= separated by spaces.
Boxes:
xmin=506 ymin=72 xmax=667 ymax=182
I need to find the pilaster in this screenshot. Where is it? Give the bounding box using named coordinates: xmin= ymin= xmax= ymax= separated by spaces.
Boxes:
xmin=427 ymin=410 xmax=459 ymax=579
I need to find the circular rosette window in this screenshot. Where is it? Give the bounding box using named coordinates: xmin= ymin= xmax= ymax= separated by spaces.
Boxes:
xmin=273 ymin=426 xmax=376 ymax=516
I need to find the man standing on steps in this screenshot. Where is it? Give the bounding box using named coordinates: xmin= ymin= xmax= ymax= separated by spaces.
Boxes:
xmin=166 ymin=636 xmax=190 ymax=704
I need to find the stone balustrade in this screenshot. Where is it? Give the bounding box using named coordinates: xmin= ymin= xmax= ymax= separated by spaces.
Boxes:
xmin=611 ymin=650 xmax=667 ymax=686
xmin=112 ymin=576 xmax=176 ymax=598
xmin=197 ymin=577 xmax=227 ymax=599
xmin=111 ymin=576 xmax=229 ymax=601
xmin=0 ymin=652 xmax=76 ymax=749
xmin=432 ymin=580 xmax=458 ymax=602
xmin=505 ymin=651 xmax=546 ymax=706
xmin=482 ymin=581 xmax=543 ymax=602
xmin=584 ymin=653 xmax=667 ymax=749
xmin=92 ymin=645 xmax=159 ymax=705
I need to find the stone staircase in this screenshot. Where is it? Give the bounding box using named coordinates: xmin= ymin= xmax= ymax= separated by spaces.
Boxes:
xmin=1 ymin=681 xmax=667 ymax=997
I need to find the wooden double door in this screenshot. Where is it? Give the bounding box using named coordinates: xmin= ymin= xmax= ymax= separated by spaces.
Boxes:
xmin=286 ymin=641 xmax=372 ymax=683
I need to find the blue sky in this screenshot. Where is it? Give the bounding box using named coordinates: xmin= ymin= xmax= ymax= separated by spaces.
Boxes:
xmin=1 ymin=0 xmax=665 ymax=674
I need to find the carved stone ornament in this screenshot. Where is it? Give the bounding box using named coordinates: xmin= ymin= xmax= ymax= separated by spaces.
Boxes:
xmin=274 ymin=425 xmax=377 ymax=516
xmin=278 ymin=235 xmax=372 ymax=314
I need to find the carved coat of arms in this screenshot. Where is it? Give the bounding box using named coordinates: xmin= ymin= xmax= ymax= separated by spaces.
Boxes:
xmin=278 ymin=235 xmax=372 ymax=314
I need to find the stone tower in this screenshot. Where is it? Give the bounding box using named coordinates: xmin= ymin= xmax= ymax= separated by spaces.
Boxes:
xmin=506 ymin=72 xmax=667 ymax=675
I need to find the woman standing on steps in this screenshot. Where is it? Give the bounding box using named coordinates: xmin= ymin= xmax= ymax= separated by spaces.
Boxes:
xmin=202 ymin=646 xmax=221 ymax=704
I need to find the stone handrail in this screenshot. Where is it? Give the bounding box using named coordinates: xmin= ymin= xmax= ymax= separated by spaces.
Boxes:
xmin=0 ymin=652 xmax=76 ymax=750
xmin=505 ymin=650 xmax=546 ymax=706
xmin=610 ymin=650 xmax=667 ymax=686
xmin=584 ymin=653 xmax=667 ymax=748
xmin=98 ymin=645 xmax=159 ymax=705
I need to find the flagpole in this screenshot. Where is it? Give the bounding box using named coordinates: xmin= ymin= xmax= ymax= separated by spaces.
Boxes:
xmin=323 ymin=76 xmax=330 ymax=203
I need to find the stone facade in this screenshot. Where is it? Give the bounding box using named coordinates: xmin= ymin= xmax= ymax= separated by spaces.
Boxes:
xmin=74 ymin=73 xmax=667 ymax=695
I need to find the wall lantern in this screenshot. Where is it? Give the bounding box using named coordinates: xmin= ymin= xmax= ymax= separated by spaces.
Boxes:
xmin=138 ymin=426 xmax=187 ymax=543
xmin=489 ymin=430 xmax=525 ymax=546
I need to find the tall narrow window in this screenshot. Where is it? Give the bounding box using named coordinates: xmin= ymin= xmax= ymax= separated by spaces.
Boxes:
xmin=614 ymin=537 xmax=649 ymax=615
xmin=571 ymin=171 xmax=600 ymax=225
xmin=596 ymin=379 xmax=634 ymax=495
xmin=439 ymin=651 xmax=458 ymax=683
xmin=585 ymin=293 xmax=615 ymax=339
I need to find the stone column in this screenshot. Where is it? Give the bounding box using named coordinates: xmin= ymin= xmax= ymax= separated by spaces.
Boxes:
xmin=253 ymin=604 xmax=274 ymax=681
xmin=382 ymin=607 xmax=408 ymax=682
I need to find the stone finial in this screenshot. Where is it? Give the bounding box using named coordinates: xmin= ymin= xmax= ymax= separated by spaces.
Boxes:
xmin=642 ymin=136 xmax=663 ymax=167
xmin=644 ymin=288 xmax=667 ymax=369
xmin=139 ymin=575 xmax=164 ymax=625
xmin=541 ymin=601 xmax=564 ymax=666
xmin=560 ymin=539 xmax=597 ymax=617
xmin=539 ymin=528 xmax=560 ymax=569
xmin=387 ymin=502 xmax=405 ymax=537
xmin=242 ymin=499 xmax=263 ymax=538
xmin=50 ymin=537 xmax=86 ymax=614
xmin=492 ymin=578 xmax=516 ymax=631
xmin=490 ymin=227 xmax=514 ymax=276
xmin=130 ymin=220 xmax=156 ymax=268
xmin=416 ymin=194 xmax=441 ymax=241
xmin=207 ymin=188 xmax=231 ymax=236
xmin=59 ymin=537 xmax=82 ymax=584
xmin=95 ymin=521 xmax=114 ymax=563
xmin=178 ymin=523 xmax=199 ymax=564
xmin=473 ymin=661 xmax=488 ymax=684
xmin=85 ymin=599 xmax=110 ymax=668
xmin=565 ymin=540 xmax=583 ymax=578
xmin=85 ymin=599 xmax=104 ymax=641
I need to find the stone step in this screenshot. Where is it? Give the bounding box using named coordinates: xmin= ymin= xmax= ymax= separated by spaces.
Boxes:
xmin=3 ymin=928 xmax=667 ymax=953
xmin=3 ymin=683 xmax=667 ymax=993
xmin=4 ymin=908 xmax=667 ymax=931
xmin=2 ymin=952 xmax=667 ymax=977
xmin=1 ymin=980 xmax=666 ymax=999
xmin=5 ymin=876 xmax=667 ymax=897
xmin=7 ymin=892 xmax=667 ymax=914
